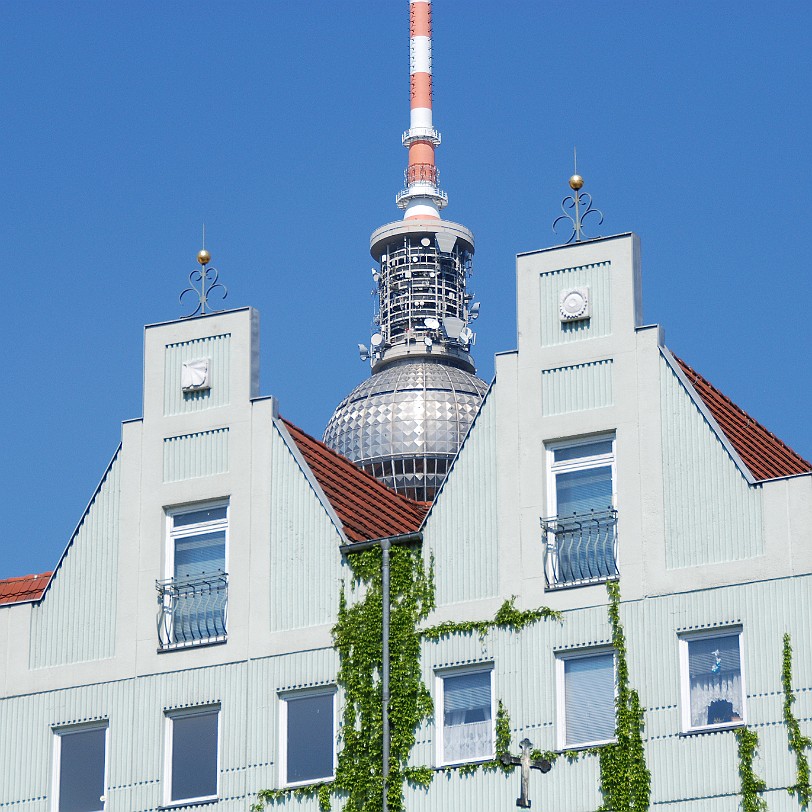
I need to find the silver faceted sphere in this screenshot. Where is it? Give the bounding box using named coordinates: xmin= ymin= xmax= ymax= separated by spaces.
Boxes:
xmin=324 ymin=360 xmax=488 ymax=502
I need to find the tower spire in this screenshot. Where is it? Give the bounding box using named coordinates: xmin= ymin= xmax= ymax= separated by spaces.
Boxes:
xmin=396 ymin=0 xmax=447 ymax=219
xmin=323 ymin=0 xmax=487 ymax=502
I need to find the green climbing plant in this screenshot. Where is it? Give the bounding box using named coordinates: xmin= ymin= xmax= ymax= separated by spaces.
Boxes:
xmin=333 ymin=545 xmax=436 ymax=812
xmin=254 ymin=546 xmax=562 ymax=810
xmin=736 ymin=726 xmax=768 ymax=812
xmin=595 ymin=580 xmax=650 ymax=812
xmin=422 ymin=597 xmax=561 ymax=641
xmin=783 ymin=633 xmax=812 ymax=807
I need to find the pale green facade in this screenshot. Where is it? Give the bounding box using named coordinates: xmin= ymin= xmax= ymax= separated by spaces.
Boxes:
xmin=1 ymin=234 xmax=810 ymax=811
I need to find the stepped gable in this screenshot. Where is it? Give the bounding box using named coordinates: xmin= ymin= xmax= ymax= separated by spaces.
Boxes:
xmin=675 ymin=355 xmax=812 ymax=480
xmin=0 ymin=572 xmax=51 ymax=605
xmin=281 ymin=417 xmax=429 ymax=543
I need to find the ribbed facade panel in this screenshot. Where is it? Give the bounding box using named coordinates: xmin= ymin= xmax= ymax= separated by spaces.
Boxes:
xmin=269 ymin=425 xmax=344 ymax=632
xmin=424 ymin=388 xmax=499 ymax=605
xmin=163 ymin=428 xmax=229 ymax=482
xmin=164 ymin=334 xmax=231 ymax=416
xmin=660 ymin=355 xmax=763 ymax=568
xmin=538 ymin=261 xmax=611 ymax=346
xmin=540 ymin=358 xmax=613 ymax=415
xmin=0 ymin=649 xmax=338 ymax=811
xmin=29 ymin=453 xmax=121 ymax=669
xmin=11 ymin=571 xmax=812 ymax=809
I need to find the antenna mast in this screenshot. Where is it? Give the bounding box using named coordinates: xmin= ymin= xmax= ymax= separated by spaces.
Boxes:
xmin=396 ymin=0 xmax=447 ymax=219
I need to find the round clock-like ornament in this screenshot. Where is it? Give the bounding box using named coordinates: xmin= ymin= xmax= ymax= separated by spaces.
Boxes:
xmin=559 ymin=288 xmax=589 ymax=320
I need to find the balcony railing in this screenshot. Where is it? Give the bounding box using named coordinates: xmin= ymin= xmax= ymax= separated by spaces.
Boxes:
xmin=156 ymin=571 xmax=228 ymax=650
xmin=541 ymin=509 xmax=618 ymax=589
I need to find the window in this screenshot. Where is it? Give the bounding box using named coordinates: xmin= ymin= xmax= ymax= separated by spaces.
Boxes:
xmin=437 ymin=668 xmax=493 ymax=765
xmin=543 ymin=437 xmax=617 ymax=587
xmin=556 ymin=650 xmax=616 ymax=749
xmin=164 ymin=706 xmax=220 ymax=805
xmin=280 ymin=689 xmax=336 ymax=786
xmin=680 ymin=631 xmax=745 ymax=731
xmin=157 ymin=502 xmax=229 ymax=649
xmin=52 ymin=724 xmax=107 ymax=812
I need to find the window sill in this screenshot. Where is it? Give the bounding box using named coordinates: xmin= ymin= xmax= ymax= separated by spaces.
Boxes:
xmin=160 ymin=795 xmax=218 ymax=809
xmin=437 ymin=754 xmax=496 ymax=769
xmin=157 ymin=638 xmax=227 ymax=654
xmin=680 ymin=722 xmax=745 ymax=737
xmin=545 ymin=576 xmax=618 ymax=592
xmin=558 ymin=738 xmax=616 ymax=753
xmin=282 ymin=777 xmax=335 ymax=790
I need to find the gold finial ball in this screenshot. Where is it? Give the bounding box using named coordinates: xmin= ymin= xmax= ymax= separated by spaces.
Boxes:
xmin=197 ymin=249 xmax=211 ymax=266
xmin=569 ymin=174 xmax=584 ymax=191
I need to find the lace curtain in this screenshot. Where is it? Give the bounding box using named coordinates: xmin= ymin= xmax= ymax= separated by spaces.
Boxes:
xmin=690 ymin=673 xmax=743 ymax=727
xmin=443 ymin=717 xmax=492 ymax=762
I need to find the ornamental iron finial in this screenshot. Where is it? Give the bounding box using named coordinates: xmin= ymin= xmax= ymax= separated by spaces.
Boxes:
xmin=179 ymin=226 xmax=228 ymax=317
xmin=552 ymin=148 xmax=604 ymax=244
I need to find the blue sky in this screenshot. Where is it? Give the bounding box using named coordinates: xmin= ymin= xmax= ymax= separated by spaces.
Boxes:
xmin=1 ymin=1 xmax=810 ymax=578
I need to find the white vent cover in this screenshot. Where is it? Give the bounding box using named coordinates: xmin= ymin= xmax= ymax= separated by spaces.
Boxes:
xmin=181 ymin=358 xmax=211 ymax=391
xmin=559 ymin=287 xmax=591 ymax=322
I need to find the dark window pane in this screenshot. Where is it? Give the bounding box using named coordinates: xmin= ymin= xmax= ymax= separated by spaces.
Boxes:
xmin=59 ymin=728 xmax=105 ymax=812
xmin=173 ymin=507 xmax=227 ymax=527
xmin=286 ymin=694 xmax=334 ymax=783
xmin=171 ymin=711 xmax=218 ymax=801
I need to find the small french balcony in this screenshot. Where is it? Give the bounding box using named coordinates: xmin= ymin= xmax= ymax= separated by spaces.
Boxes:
xmin=541 ymin=509 xmax=618 ymax=589
xmin=156 ymin=571 xmax=228 ymax=650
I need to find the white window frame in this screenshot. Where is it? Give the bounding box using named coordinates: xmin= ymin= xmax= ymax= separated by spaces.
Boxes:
xmin=278 ymin=687 xmax=338 ymax=788
xmin=164 ymin=499 xmax=230 ymax=581
xmin=51 ymin=721 xmax=109 ymax=812
xmin=546 ymin=434 xmax=616 ymax=518
xmin=555 ymin=648 xmax=617 ymax=751
xmin=679 ymin=628 xmax=747 ymax=733
xmin=435 ymin=665 xmax=495 ymax=767
xmin=163 ymin=704 xmax=221 ymax=807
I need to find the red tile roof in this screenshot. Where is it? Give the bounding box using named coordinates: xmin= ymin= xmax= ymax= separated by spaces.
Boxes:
xmin=281 ymin=417 xmax=430 ymax=543
xmin=0 ymin=572 xmax=51 ymax=605
xmin=675 ymin=356 xmax=812 ymax=481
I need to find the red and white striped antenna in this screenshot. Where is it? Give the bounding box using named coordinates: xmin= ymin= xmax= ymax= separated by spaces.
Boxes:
xmin=396 ymin=0 xmax=448 ymax=219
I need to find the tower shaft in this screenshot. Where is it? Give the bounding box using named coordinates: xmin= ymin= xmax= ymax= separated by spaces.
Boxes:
xmin=397 ymin=0 xmax=447 ymax=219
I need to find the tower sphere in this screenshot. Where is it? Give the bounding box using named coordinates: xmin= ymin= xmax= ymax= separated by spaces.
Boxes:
xmin=197 ymin=249 xmax=211 ymax=266
xmin=569 ymin=174 xmax=584 ymax=191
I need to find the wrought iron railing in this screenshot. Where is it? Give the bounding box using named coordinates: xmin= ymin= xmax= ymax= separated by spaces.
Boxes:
xmin=541 ymin=509 xmax=618 ymax=589
xmin=156 ymin=571 xmax=228 ymax=650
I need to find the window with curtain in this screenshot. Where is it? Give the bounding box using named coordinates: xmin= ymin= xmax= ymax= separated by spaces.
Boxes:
xmin=440 ymin=669 xmax=493 ymax=764
xmin=546 ymin=437 xmax=616 ymax=585
xmin=559 ymin=651 xmax=616 ymax=748
xmin=168 ymin=504 xmax=228 ymax=643
xmin=551 ymin=439 xmax=614 ymax=517
xmin=681 ymin=632 xmax=744 ymax=730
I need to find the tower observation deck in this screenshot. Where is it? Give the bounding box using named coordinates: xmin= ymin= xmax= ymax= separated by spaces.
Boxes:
xmin=323 ymin=0 xmax=487 ymax=501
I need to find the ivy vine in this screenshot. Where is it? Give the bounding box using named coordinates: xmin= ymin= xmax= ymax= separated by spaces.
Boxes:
xmin=422 ymin=597 xmax=561 ymax=641
xmin=254 ymin=545 xmax=562 ymax=811
xmin=595 ymin=580 xmax=650 ymax=812
xmin=783 ymin=633 xmax=812 ymax=807
xmin=333 ymin=545 xmax=436 ymax=812
xmin=736 ymin=726 xmax=768 ymax=812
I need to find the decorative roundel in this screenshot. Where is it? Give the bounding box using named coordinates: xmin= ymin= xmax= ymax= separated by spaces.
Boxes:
xmin=559 ymin=287 xmax=590 ymax=321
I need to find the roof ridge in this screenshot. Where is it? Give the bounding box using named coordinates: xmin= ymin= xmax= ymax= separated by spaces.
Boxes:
xmin=0 ymin=571 xmax=53 ymax=583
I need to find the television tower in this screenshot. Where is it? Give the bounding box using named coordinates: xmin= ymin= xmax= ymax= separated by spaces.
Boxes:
xmin=323 ymin=0 xmax=487 ymax=501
